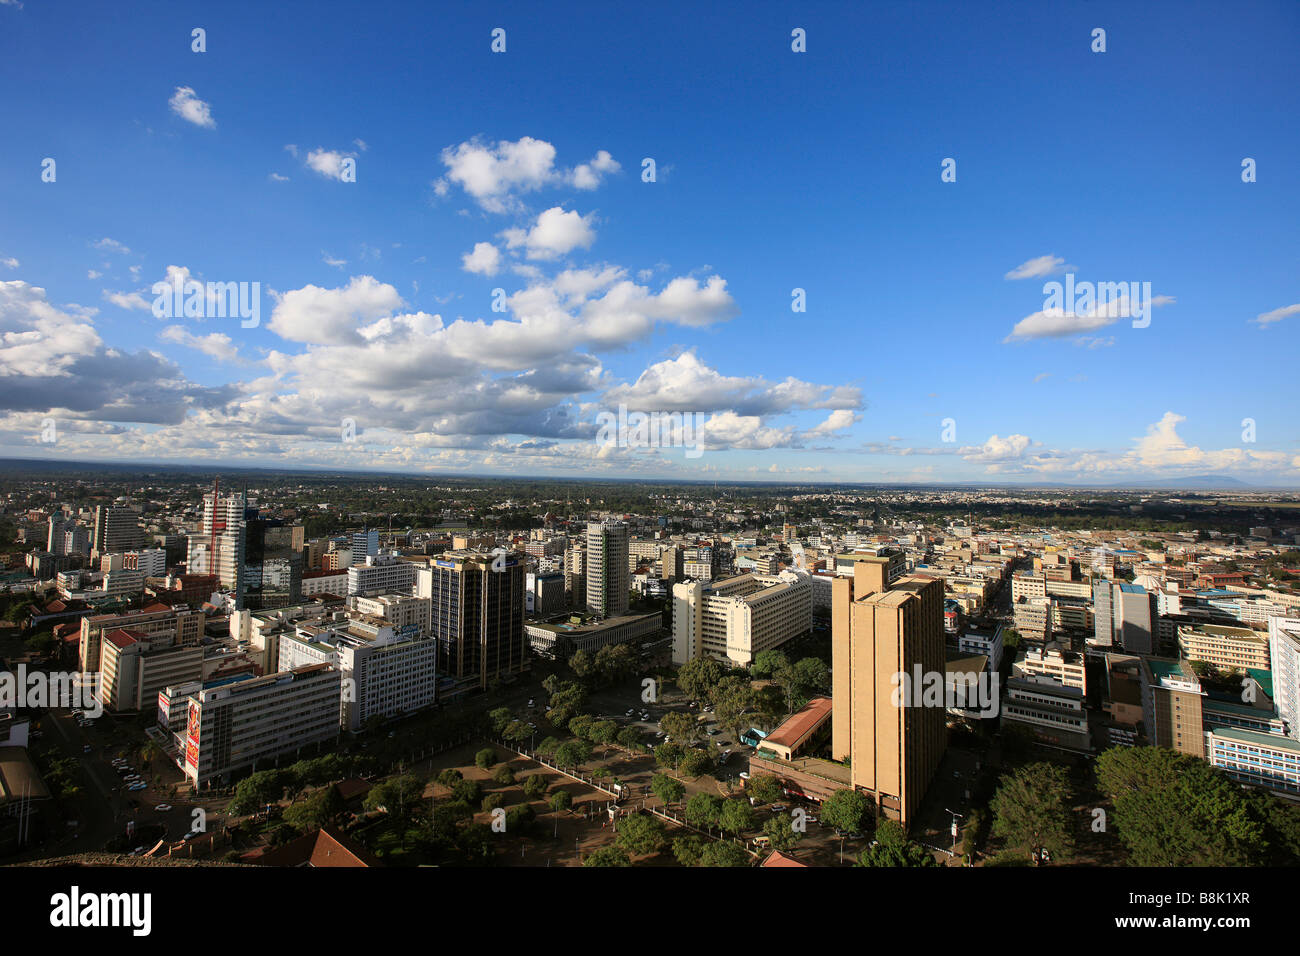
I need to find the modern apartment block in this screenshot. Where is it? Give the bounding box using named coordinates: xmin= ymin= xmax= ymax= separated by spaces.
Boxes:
xmin=830 ymin=565 xmax=946 ymax=831
xmin=586 ymin=520 xmax=630 ymax=618
xmin=187 ymin=490 xmax=247 ymax=600
xmin=78 ymin=603 xmax=205 ymax=673
xmin=1268 ymin=617 xmax=1300 ymax=741
xmin=1012 ymin=642 xmax=1087 ymax=694
xmin=99 ymin=628 xmax=204 ymax=713
xmin=346 ymin=553 xmax=417 ymax=597
xmin=671 ymin=570 xmax=811 ymax=666
xmin=416 ymin=550 xmax=528 ymax=693
xmin=278 ymin=618 xmax=437 ymax=732
xmin=1178 ymin=622 xmax=1271 ymax=672
xmin=1139 ymin=657 xmax=1205 ymax=757
xmin=352 ymin=593 xmax=432 ymax=633
xmin=91 ymin=505 xmax=146 ymax=558
xmin=181 ymin=663 xmax=342 ymax=788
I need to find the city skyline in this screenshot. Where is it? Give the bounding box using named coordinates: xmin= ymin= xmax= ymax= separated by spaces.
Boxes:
xmin=2 ymin=0 xmax=1297 ymax=486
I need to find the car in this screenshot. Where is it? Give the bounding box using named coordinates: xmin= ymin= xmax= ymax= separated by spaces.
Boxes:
xmin=771 ymin=804 xmax=787 ymax=812
xmin=738 ymin=771 xmax=750 ymax=780
xmin=82 ymin=744 xmax=92 ymax=753
xmin=722 ymin=749 xmax=732 ymax=755
xmin=388 ymin=731 xmax=396 ymax=738
xmin=128 ymin=783 xmax=147 ymax=791
xmin=527 ymin=698 xmax=535 ymax=707
xmin=707 ymin=728 xmax=720 ymax=736
xmin=154 ymin=804 xmax=171 ymax=812
xmin=806 ymin=814 xmax=819 ymax=824
xmin=640 ymin=713 xmax=650 ymax=721
xmin=655 ymin=731 xmax=665 ymax=738
xmin=625 ymin=709 xmax=634 ymax=716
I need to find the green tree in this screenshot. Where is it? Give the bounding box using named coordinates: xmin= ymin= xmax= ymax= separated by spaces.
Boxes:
xmin=651 ymin=772 xmax=685 ymax=807
xmin=365 ymin=773 xmax=427 ymax=819
xmin=1096 ymin=746 xmax=1264 ymax=866
xmin=700 ymin=841 xmax=752 ymax=867
xmin=990 ymin=762 xmax=1076 ymax=865
xmin=685 ymin=792 xmax=723 ymax=828
xmin=745 ymin=773 xmax=782 ymax=805
xmin=522 ymin=773 xmax=549 ymax=799
xmin=491 ymin=764 xmax=516 ymax=786
xmin=752 ymin=649 xmax=789 ymax=680
xmin=660 ymin=711 xmax=699 ymax=747
xmin=554 ymin=739 xmax=592 ymax=769
xmin=821 ymin=788 xmax=871 ymax=834
xmin=678 ymin=748 xmax=714 ymax=778
xmin=616 ymin=814 xmax=667 ymax=858
xmin=857 ymin=819 xmax=937 ymax=867
xmin=672 ymin=835 xmax=705 ymax=867
xmin=718 ymin=798 xmax=756 ymax=834
xmin=677 ymin=657 xmax=727 ymax=703
xmin=584 ymin=846 xmax=631 ymax=867
xmin=762 ymin=813 xmax=804 ymax=852
xmin=475 ymin=748 xmax=496 ymax=770
xmin=548 ymin=789 xmax=572 ymax=816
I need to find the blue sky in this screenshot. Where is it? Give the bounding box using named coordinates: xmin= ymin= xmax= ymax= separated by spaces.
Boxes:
xmin=1 ymin=0 xmax=1297 ymax=484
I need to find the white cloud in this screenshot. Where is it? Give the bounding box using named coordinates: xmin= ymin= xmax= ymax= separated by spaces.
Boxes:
xmin=1004 ymin=291 xmax=1173 ymax=342
xmin=268 ymin=275 xmax=405 ymax=345
xmin=159 ymin=325 xmax=241 ymax=362
xmin=960 ymin=434 xmax=1032 ymax=462
xmin=102 ymin=290 xmax=151 ymax=311
xmin=305 ymin=148 xmax=359 ymax=181
xmin=1005 ymin=255 xmax=1066 ymax=280
xmin=168 ymin=86 xmax=215 ymax=128
xmin=461 ymin=242 xmax=502 ymax=276
xmin=1 ymin=257 xmax=18 ymax=269
xmin=93 ymin=238 xmax=131 ymax=255
xmin=268 ymin=173 xmax=289 ymax=182
xmin=435 ymin=137 xmax=617 ymax=212
xmin=1253 ymin=303 xmax=1300 ymax=327
xmin=501 ymin=207 xmax=596 ymax=260
xmin=322 ymin=252 xmax=347 ymax=269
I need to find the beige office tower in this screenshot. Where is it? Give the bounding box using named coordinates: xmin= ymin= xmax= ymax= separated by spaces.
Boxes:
xmin=832 ymin=562 xmax=946 ymax=831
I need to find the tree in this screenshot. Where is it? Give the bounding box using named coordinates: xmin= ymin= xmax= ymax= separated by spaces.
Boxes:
xmin=857 ymin=819 xmax=937 ymax=867
xmin=568 ymin=714 xmax=595 ymax=740
xmin=491 ymin=764 xmax=516 ymax=786
xmin=651 ymin=772 xmax=685 ymax=807
xmin=616 ymin=814 xmax=667 ymax=858
xmin=677 ymin=657 xmax=727 ymax=703
xmin=569 ymin=649 xmax=597 ymax=681
xmin=475 ymin=748 xmax=496 ymax=770
xmin=535 ymin=737 xmax=561 ymax=759
xmin=584 ymin=846 xmax=630 ymax=867
xmin=654 ymin=741 xmax=684 ymax=770
xmin=435 ymin=768 xmax=463 ymax=789
xmin=821 ymin=789 xmax=871 ymax=834
xmin=685 ymin=792 xmax=722 ymax=828
xmin=482 ymin=792 xmax=505 ymax=813
xmin=554 ymin=740 xmax=592 ymax=769
xmin=660 ymin=711 xmax=699 ymax=747
xmin=745 ymin=773 xmax=782 ymax=805
xmin=522 ymin=774 xmax=549 ymax=799
xmin=718 ymin=798 xmax=756 ymax=835
xmin=672 ymin=835 xmax=705 ymax=867
xmin=1096 ymin=746 xmax=1264 ymax=866
xmin=451 ymin=778 xmax=482 ymax=806
xmin=616 ymin=726 xmax=642 ymax=750
xmin=365 ymin=773 xmax=427 ymax=819
xmin=505 ymin=803 xmax=536 ymax=836
xmin=678 ymin=748 xmax=715 ymax=778
xmin=762 ymin=813 xmax=804 ymax=852
xmin=283 ymin=785 xmax=342 ymax=831
xmin=589 ymin=719 xmax=619 ymax=750
xmin=487 ymin=707 xmax=513 ymax=734
xmin=990 ymin=762 xmax=1076 ymax=865
xmin=700 ymin=842 xmax=751 ymax=867
xmin=752 ymin=649 xmax=789 ymax=680
xmin=548 ymin=789 xmax=572 ymax=816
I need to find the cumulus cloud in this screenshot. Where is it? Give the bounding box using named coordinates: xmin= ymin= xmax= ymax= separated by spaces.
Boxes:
xmin=501 ymin=207 xmax=596 ymax=260
xmin=169 ymin=87 xmax=215 ymax=128
xmin=461 ymin=242 xmax=502 ymax=276
xmin=159 ymin=325 xmax=241 ymax=363
xmin=268 ymin=275 xmax=404 ymax=345
xmin=102 ymin=290 xmax=151 ymax=311
xmin=435 ymin=137 xmax=618 ymax=212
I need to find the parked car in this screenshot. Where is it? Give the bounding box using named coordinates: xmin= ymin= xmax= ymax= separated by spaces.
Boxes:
xmin=154 ymin=804 xmax=172 ymax=812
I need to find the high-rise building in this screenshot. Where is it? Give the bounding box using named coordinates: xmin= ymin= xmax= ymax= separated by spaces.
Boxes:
xmin=350 ymin=528 xmax=379 ymax=567
xmin=92 ymin=506 xmax=145 ymax=558
xmin=586 ymin=520 xmax=629 ymax=618
xmin=244 ymin=514 xmax=304 ymax=611
xmin=831 ymin=563 xmax=946 ymax=831
xmin=1092 ymin=577 xmax=1113 ymax=647
xmin=1115 ymin=582 xmax=1158 ymax=655
xmin=181 ymin=663 xmax=342 ymax=788
xmin=417 ymin=550 xmax=527 ymax=692
xmin=187 ymin=490 xmax=247 ymax=602
xmin=1139 ymin=657 xmax=1205 ymax=756
xmin=671 ymin=571 xmax=811 ymax=666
